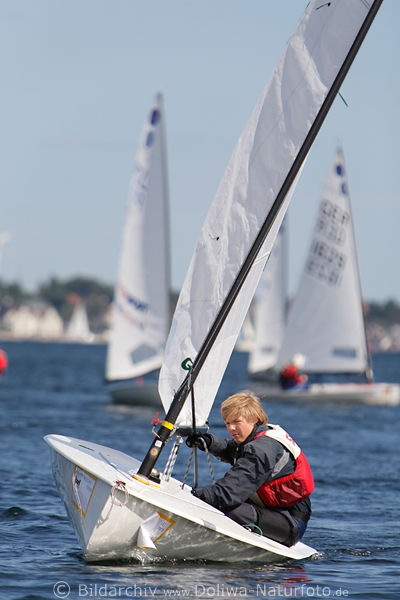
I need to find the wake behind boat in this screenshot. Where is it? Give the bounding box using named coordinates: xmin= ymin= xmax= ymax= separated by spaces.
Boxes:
xmin=105 ymin=94 xmax=170 ymax=407
xmin=45 ymin=0 xmax=383 ymax=563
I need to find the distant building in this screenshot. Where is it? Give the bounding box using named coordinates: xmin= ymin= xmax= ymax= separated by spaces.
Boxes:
xmin=1 ymin=302 xmax=64 ymax=340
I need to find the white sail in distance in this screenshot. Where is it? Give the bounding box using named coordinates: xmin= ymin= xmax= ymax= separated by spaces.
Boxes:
xmin=248 ymin=218 xmax=288 ymax=377
xmin=158 ymin=1 xmax=382 ymax=427
xmin=277 ymin=146 xmax=369 ymax=375
xmin=66 ymin=302 xmax=93 ymax=343
xmin=106 ymin=94 xmax=170 ymax=382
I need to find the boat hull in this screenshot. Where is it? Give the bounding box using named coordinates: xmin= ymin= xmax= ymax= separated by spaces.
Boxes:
xmin=106 ymin=378 xmax=161 ymax=407
xmin=45 ymin=434 xmax=316 ymax=563
xmin=255 ymin=382 xmax=400 ymax=405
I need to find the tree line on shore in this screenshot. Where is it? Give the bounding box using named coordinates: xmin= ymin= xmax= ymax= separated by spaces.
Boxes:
xmin=0 ymin=275 xmax=398 ymax=331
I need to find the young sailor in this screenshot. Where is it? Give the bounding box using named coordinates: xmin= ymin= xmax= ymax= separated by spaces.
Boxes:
xmin=279 ymin=354 xmax=309 ymax=390
xmin=186 ymin=391 xmax=313 ymax=547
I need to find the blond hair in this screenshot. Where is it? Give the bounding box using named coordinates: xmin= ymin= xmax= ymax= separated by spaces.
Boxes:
xmin=221 ymin=391 xmax=268 ymax=425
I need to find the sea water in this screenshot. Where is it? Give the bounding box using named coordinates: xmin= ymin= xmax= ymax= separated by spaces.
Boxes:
xmin=0 ymin=341 xmax=399 ymax=600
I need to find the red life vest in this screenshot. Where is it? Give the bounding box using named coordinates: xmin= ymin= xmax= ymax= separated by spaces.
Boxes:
xmin=252 ymin=425 xmax=314 ymax=508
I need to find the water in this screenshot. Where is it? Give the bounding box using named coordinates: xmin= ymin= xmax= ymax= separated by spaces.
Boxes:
xmin=0 ymin=341 xmax=399 ymax=600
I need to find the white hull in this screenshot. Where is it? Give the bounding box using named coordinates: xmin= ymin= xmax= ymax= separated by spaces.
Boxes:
xmin=45 ymin=434 xmax=316 ymax=563
xmin=106 ymin=379 xmax=161 ymax=407
xmin=255 ymin=382 xmax=400 ymax=406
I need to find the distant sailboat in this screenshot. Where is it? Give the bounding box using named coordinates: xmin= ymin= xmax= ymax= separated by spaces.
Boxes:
xmin=248 ymin=218 xmax=288 ymax=379
xmin=65 ymin=301 xmax=94 ymax=344
xmin=105 ymin=93 xmax=170 ymax=406
xmin=235 ymin=312 xmax=256 ymax=352
xmin=257 ymin=147 xmax=400 ymax=405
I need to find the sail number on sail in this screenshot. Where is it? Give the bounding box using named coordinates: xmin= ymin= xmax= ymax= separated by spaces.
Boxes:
xmin=306 ymin=199 xmax=350 ymax=287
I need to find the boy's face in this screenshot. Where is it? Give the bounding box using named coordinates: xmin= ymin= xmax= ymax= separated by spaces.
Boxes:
xmin=224 ymin=414 xmax=257 ymax=444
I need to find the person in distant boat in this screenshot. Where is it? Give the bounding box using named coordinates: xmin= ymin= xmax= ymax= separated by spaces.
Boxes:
xmin=279 ymin=353 xmax=308 ymax=390
xmin=186 ymin=391 xmax=313 ymax=547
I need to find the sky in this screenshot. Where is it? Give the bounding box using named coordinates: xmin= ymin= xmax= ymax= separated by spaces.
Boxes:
xmin=0 ymin=0 xmax=399 ymax=303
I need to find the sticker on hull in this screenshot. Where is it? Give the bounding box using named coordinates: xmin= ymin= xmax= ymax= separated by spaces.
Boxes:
xmin=137 ymin=511 xmax=175 ymax=549
xmin=72 ymin=465 xmax=97 ymax=517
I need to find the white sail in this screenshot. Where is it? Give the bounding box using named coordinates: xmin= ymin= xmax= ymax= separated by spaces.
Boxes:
xmin=235 ymin=312 xmax=256 ymax=352
xmin=105 ymin=94 xmax=170 ymax=382
xmin=159 ymin=1 xmax=376 ymax=427
xmin=248 ymin=218 xmax=288 ymax=376
xmin=277 ymin=147 xmax=369 ymax=374
xmin=65 ymin=302 xmax=93 ymax=343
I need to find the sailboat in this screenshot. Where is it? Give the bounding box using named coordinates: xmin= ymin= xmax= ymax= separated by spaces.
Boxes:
xmin=105 ymin=94 xmax=170 ymax=406
xmin=65 ymin=301 xmax=94 ymax=344
xmin=235 ymin=219 xmax=288 ymax=356
xmin=235 ymin=311 xmax=256 ymax=352
xmin=45 ymin=0 xmax=383 ymax=563
xmin=254 ymin=147 xmax=400 ymax=406
xmin=247 ymin=218 xmax=288 ymax=379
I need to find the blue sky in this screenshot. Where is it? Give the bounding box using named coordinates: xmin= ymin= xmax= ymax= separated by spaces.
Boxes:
xmin=0 ymin=0 xmax=399 ymax=302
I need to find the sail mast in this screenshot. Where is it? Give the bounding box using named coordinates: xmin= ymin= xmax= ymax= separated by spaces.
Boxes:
xmin=138 ymin=0 xmax=383 ymax=477
xmin=339 ymin=147 xmax=374 ymax=381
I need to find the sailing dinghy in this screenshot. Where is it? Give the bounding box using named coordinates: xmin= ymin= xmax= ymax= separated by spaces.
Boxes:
xmin=105 ymin=94 xmax=170 ymax=406
xmin=247 ymin=219 xmax=288 ymax=379
xmin=65 ymin=301 xmax=94 ymax=344
xmin=255 ymin=147 xmax=400 ymax=406
xmin=45 ymin=0 xmax=383 ymax=563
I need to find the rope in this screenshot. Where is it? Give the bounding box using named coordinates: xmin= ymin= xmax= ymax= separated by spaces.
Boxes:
xmin=181 ymin=435 xmax=216 ymax=489
xmin=243 ymin=523 xmax=263 ymax=536
xmin=181 ymin=450 xmax=193 ymax=489
xmin=200 ymin=437 xmax=216 ymax=485
xmin=163 ymin=436 xmax=183 ymax=482
xmin=110 ymin=480 xmax=128 ymax=507
xmin=179 ymin=369 xmax=216 ymax=489
xmin=190 ymin=385 xmax=198 ymax=489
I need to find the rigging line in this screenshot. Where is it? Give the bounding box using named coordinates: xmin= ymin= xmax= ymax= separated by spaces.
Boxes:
xmin=191 ymin=384 xmax=199 ymax=489
xmin=138 ymin=0 xmax=383 ymax=478
xmin=202 ymin=438 xmax=216 ymax=485
xmin=339 ymin=147 xmax=373 ymax=381
xmin=181 ymin=450 xmax=193 ymax=489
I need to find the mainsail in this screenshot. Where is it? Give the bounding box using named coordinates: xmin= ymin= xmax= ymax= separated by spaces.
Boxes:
xmin=277 ymin=146 xmax=370 ymax=376
xmin=105 ymin=94 xmax=170 ymax=383
xmin=248 ymin=218 xmax=288 ymax=377
xmin=139 ymin=0 xmax=383 ymax=476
